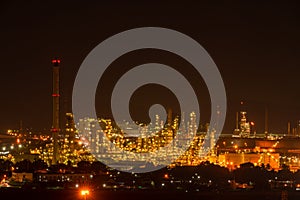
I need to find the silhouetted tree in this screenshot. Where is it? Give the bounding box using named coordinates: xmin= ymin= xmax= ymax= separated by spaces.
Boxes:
xmin=91 ymin=161 xmax=107 ymax=174
xmin=32 ymin=159 xmax=47 ymax=171
xmin=77 ymin=161 xmax=92 ymax=173
xmin=14 ymin=159 xmax=33 ymax=172
xmin=0 ymin=159 xmax=13 ymax=172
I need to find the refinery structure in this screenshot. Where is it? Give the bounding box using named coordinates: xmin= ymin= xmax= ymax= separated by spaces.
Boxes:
xmin=28 ymin=58 xmax=94 ymax=166
xmin=2 ymin=59 xmax=300 ymax=173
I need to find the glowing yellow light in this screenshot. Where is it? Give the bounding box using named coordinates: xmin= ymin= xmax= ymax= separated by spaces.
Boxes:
xmin=81 ymin=189 xmax=90 ymax=196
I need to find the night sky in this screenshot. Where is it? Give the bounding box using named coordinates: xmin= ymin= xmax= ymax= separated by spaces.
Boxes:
xmin=1 ymin=1 xmax=300 ymax=134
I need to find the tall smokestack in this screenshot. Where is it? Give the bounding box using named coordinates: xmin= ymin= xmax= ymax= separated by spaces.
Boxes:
xmin=235 ymin=111 xmax=239 ymax=130
xmin=167 ymin=108 xmax=172 ymax=126
xmin=264 ymin=107 xmax=268 ymax=137
xmin=51 ymin=58 xmax=60 ymax=165
xmin=287 ymin=121 xmax=291 ymax=136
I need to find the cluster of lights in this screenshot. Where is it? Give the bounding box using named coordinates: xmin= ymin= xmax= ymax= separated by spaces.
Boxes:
xmin=257 ymin=151 xmax=279 ymax=167
xmin=75 ymin=113 xmax=209 ymax=167
xmin=102 ymin=118 xmax=179 ymax=153
xmin=174 ymin=135 xmax=205 ymax=166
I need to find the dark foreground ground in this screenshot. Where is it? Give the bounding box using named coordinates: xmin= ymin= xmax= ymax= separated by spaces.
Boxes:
xmin=1 ymin=188 xmax=299 ymax=200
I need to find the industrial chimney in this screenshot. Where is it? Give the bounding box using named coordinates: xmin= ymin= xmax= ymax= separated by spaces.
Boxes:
xmin=51 ymin=58 xmax=60 ymax=165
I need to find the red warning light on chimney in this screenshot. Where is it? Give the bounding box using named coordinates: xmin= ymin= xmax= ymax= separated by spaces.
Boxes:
xmin=51 ymin=128 xmax=59 ymax=132
xmin=51 ymin=58 xmax=61 ymax=66
xmin=52 ymin=93 xmax=60 ymax=97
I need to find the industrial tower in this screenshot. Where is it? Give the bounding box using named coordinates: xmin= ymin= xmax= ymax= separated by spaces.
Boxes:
xmin=51 ymin=58 xmax=60 ymax=165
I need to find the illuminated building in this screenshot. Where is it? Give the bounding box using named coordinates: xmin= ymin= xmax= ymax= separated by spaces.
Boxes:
xmin=77 ymin=118 xmax=97 ymax=141
xmin=77 ymin=117 xmax=99 ymax=151
xmin=209 ymin=128 xmax=216 ymax=156
xmin=179 ymin=112 xmax=186 ymax=135
xmin=102 ymin=119 xmax=176 ymax=153
xmin=239 ymin=112 xmax=251 ymax=137
xmin=233 ymin=111 xmax=251 ymax=138
xmin=55 ymin=112 xmax=89 ymax=165
xmin=76 ymin=117 xmax=111 ymax=157
xmin=36 ymin=173 xmax=94 ymax=185
xmin=155 ymin=114 xmax=161 ymax=132
xmin=188 ymin=112 xmax=197 ymax=137
xmin=64 ymin=113 xmax=77 ymax=152
xmin=73 ymin=114 xmax=184 ymax=168
xmin=218 ymin=152 xmax=280 ymax=170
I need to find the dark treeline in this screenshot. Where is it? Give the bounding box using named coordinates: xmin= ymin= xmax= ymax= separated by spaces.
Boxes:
xmin=1 ymin=159 xmax=300 ymax=191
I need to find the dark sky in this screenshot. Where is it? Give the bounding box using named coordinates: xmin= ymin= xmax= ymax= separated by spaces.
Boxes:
xmin=1 ymin=1 xmax=300 ymax=134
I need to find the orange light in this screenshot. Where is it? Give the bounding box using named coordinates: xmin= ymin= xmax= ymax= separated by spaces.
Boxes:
xmin=81 ymin=189 xmax=90 ymax=196
xmin=164 ymin=174 xmax=169 ymax=179
xmin=250 ymin=122 xmax=255 ymax=126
